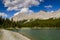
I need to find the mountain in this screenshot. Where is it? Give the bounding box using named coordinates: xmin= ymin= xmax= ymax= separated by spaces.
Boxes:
xmin=12 ymin=9 xmax=60 ymax=21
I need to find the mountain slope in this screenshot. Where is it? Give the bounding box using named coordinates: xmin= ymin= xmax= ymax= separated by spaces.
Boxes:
xmin=12 ymin=9 xmax=60 ymax=21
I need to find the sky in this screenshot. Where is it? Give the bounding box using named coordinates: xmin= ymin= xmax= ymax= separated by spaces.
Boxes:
xmin=0 ymin=0 xmax=60 ymax=18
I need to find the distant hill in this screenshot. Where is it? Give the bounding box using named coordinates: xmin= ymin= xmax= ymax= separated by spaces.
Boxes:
xmin=12 ymin=9 xmax=60 ymax=21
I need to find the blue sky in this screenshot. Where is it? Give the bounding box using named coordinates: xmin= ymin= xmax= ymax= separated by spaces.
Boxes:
xmin=0 ymin=0 xmax=60 ymax=18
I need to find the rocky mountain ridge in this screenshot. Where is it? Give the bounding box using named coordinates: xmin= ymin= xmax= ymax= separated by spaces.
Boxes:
xmin=12 ymin=9 xmax=60 ymax=21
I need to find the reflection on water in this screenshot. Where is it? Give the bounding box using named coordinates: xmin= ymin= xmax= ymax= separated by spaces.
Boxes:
xmin=11 ymin=28 xmax=60 ymax=40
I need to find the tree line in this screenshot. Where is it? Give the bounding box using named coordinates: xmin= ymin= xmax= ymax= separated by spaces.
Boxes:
xmin=0 ymin=16 xmax=60 ymax=29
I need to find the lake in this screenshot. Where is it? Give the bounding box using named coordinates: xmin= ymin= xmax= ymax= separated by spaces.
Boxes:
xmin=11 ymin=28 xmax=60 ymax=40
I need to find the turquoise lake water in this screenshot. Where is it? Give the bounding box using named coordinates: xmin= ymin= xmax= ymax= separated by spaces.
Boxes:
xmin=11 ymin=28 xmax=60 ymax=40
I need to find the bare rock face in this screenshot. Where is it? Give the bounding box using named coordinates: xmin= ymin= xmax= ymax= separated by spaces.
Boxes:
xmin=12 ymin=9 xmax=60 ymax=21
xmin=0 ymin=29 xmax=30 ymax=40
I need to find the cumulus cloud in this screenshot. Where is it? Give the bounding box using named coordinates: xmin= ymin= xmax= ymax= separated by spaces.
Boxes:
xmin=39 ymin=0 xmax=44 ymax=2
xmin=3 ymin=0 xmax=43 ymax=11
xmin=20 ymin=8 xmax=34 ymax=13
xmin=0 ymin=12 xmax=8 ymax=17
xmin=3 ymin=0 xmax=44 ymax=17
xmin=14 ymin=8 xmax=34 ymax=16
xmin=50 ymin=10 xmax=54 ymax=12
xmin=44 ymin=5 xmax=53 ymax=9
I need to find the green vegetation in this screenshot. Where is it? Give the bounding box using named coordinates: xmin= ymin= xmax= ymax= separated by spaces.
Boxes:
xmin=0 ymin=17 xmax=16 ymax=28
xmin=0 ymin=16 xmax=60 ymax=29
xmin=20 ymin=18 xmax=60 ymax=27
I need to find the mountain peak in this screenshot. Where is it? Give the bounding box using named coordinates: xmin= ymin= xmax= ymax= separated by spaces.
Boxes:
xmin=12 ymin=9 xmax=60 ymax=21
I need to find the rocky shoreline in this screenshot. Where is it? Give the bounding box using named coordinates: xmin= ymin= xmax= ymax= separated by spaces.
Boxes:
xmin=0 ymin=29 xmax=30 ymax=40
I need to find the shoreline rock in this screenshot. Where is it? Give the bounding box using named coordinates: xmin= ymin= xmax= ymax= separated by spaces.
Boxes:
xmin=0 ymin=29 xmax=30 ymax=40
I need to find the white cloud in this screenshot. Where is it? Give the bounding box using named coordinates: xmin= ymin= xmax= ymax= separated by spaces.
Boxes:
xmin=3 ymin=0 xmax=43 ymax=11
xmin=20 ymin=8 xmax=29 ymax=13
xmin=14 ymin=8 xmax=34 ymax=16
xmin=20 ymin=8 xmax=34 ymax=13
xmin=39 ymin=0 xmax=44 ymax=2
xmin=0 ymin=12 xmax=8 ymax=17
xmin=50 ymin=10 xmax=54 ymax=12
xmin=3 ymin=0 xmax=44 ymax=18
xmin=44 ymin=5 xmax=53 ymax=9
